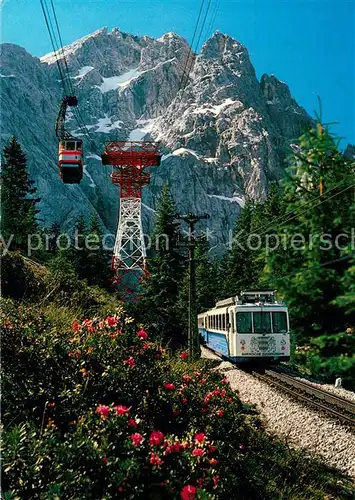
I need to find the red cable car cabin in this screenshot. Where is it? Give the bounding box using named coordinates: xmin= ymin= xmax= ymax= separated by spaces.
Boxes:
xmin=58 ymin=139 xmax=83 ymax=184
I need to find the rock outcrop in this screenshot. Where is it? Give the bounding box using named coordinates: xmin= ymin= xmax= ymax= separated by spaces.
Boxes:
xmin=1 ymin=27 xmax=322 ymax=250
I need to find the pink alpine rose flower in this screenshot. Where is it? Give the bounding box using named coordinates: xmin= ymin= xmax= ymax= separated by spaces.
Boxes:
xmin=137 ymin=328 xmax=148 ymax=340
xmin=72 ymin=320 xmax=80 ymax=332
xmin=164 ymin=383 xmax=175 ymax=391
xmin=194 ymin=432 xmax=206 ymax=443
xmin=106 ymin=316 xmax=117 ymax=327
xmin=149 ymin=430 xmax=165 ymax=446
xmin=123 ymin=356 xmax=135 ymax=369
xmin=130 ymin=433 xmax=143 ymax=446
xmin=180 ymin=351 xmax=189 ymax=360
xmin=149 ymin=453 xmax=163 ymax=466
xmin=96 ymin=405 xmax=110 ymax=419
xmin=192 ymin=448 xmax=204 ymax=457
xmin=114 ymin=405 xmax=129 ymax=416
xmin=181 ymin=485 xmax=197 ymax=500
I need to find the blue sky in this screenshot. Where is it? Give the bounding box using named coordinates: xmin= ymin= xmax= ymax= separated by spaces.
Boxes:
xmin=1 ymin=0 xmax=354 ymax=146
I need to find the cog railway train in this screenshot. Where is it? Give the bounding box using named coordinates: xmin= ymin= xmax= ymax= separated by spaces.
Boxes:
xmin=198 ymin=290 xmax=290 ymax=364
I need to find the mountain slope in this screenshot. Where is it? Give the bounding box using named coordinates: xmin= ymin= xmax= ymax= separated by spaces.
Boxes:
xmin=1 ymin=27 xmax=315 ymax=249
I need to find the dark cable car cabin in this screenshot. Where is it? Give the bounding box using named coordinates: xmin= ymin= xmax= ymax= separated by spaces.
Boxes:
xmin=58 ymin=139 xmax=83 ymax=184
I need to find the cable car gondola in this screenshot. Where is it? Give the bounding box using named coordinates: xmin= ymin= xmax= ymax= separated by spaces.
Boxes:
xmin=55 ymin=95 xmax=83 ymax=184
xmin=58 ymin=138 xmax=83 ymax=184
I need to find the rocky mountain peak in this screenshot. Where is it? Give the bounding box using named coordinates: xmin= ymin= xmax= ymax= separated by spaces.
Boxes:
xmin=1 ymin=28 xmax=319 ymax=251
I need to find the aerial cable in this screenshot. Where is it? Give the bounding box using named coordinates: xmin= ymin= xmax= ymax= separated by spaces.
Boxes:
xmin=229 ymin=177 xmax=355 ymax=250
xmin=254 ymin=252 xmax=355 ymax=289
xmin=205 ymin=0 xmax=220 ymax=40
xmin=178 ymin=0 xmax=213 ymax=107
xmin=40 ymin=0 xmax=67 ymax=94
xmin=46 ymin=0 xmax=103 ymax=151
xmin=43 ymin=0 xmax=72 ymax=96
xmin=49 ymin=0 xmax=76 ymax=96
xmin=176 ymin=0 xmax=206 ymax=96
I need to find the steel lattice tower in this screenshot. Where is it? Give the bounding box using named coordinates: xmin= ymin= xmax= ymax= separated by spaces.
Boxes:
xmin=101 ymin=141 xmax=161 ymax=300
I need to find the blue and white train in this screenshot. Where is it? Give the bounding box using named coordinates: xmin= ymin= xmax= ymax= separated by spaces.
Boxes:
xmin=198 ymin=290 xmax=290 ymax=364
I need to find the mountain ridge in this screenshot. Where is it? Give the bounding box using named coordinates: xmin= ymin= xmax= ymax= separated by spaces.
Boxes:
xmin=2 ymin=27 xmax=344 ymax=251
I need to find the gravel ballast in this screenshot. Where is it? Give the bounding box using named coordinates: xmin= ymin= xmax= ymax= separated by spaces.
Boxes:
xmin=201 ymin=347 xmax=355 ymax=478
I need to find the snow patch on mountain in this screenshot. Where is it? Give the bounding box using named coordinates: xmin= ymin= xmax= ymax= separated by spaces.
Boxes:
xmin=128 ymin=118 xmax=158 ymax=141
xmin=191 ymin=98 xmax=236 ymax=116
xmin=83 ymin=166 xmax=96 ymax=188
xmin=86 ymin=114 xmax=124 ymax=133
xmin=86 ymin=153 xmax=102 ymax=161
xmin=74 ymin=66 xmax=94 ymax=79
xmin=208 ymin=194 xmax=245 ymax=207
xmin=98 ymin=68 xmax=142 ymax=93
xmin=142 ymin=203 xmax=156 ymax=213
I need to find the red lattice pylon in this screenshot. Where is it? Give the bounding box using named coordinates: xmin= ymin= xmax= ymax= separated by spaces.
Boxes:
xmin=102 ymin=141 xmax=161 ymax=301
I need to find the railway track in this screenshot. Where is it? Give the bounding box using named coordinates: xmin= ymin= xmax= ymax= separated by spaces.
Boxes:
xmin=253 ymin=369 xmax=355 ymax=428
xmin=202 ymin=345 xmax=355 ymax=427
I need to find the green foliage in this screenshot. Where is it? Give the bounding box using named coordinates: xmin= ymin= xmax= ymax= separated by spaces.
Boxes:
xmin=1 ymin=251 xmax=44 ymax=300
xmin=294 ymin=330 xmax=355 ymax=389
xmin=176 ymin=236 xmax=219 ymax=333
xmin=2 ymin=301 xmax=353 ymax=499
xmin=71 ymin=213 xmax=112 ymax=288
xmin=264 ymin=123 xmax=355 ymax=341
xmin=138 ymin=185 xmax=186 ymax=342
xmin=1 ymin=137 xmax=40 ymax=250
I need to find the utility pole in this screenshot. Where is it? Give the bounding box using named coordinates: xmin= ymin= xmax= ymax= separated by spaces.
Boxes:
xmin=175 ymin=212 xmax=210 ymax=359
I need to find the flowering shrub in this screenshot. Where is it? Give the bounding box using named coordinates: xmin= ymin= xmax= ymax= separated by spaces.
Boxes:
xmin=2 ymin=298 xmax=353 ymax=499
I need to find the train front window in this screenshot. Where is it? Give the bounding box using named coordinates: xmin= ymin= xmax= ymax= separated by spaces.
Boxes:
xmin=236 ymin=312 xmax=252 ymax=333
xmin=272 ymin=312 xmax=287 ymax=333
xmin=253 ymin=312 xmax=272 ymax=333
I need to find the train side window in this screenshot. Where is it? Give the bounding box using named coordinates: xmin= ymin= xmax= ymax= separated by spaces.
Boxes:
xmin=236 ymin=312 xmax=252 ymax=333
xmin=219 ymin=314 xmax=222 ymax=330
xmin=272 ymin=312 xmax=287 ymax=333
xmin=222 ymin=314 xmax=225 ymax=330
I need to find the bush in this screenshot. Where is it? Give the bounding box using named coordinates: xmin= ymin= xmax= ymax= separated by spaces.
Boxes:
xmin=294 ymin=331 xmax=355 ymax=389
xmin=2 ymin=300 xmax=353 ymax=499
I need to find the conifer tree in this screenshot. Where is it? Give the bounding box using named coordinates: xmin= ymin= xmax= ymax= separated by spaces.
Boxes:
xmin=222 ymin=200 xmax=264 ymax=297
xmin=140 ymin=185 xmax=185 ymax=340
xmin=1 ymin=137 xmax=40 ymax=250
xmin=84 ymin=214 xmax=111 ymax=288
xmin=264 ymin=122 xmax=355 ymax=340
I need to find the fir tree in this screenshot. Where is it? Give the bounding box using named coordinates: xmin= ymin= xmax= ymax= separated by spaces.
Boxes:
xmin=1 ymin=137 xmax=40 ymax=250
xmin=140 ymin=185 xmax=185 ymax=341
xmin=222 ymin=200 xmax=264 ymax=298
xmin=84 ymin=214 xmax=111 ymax=288
xmin=264 ymin=122 xmax=355 ymax=341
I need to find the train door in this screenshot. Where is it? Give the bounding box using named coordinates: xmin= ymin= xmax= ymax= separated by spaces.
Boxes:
xmin=227 ymin=306 xmax=236 ymax=356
